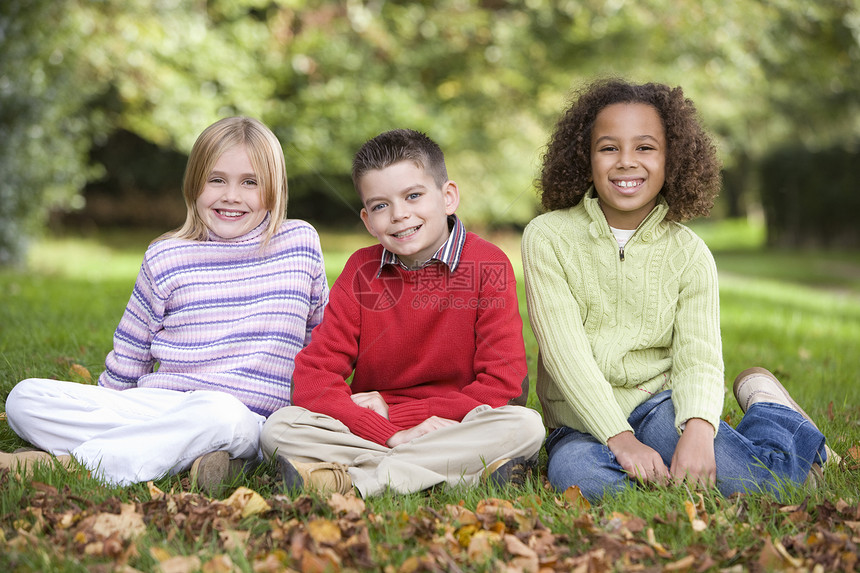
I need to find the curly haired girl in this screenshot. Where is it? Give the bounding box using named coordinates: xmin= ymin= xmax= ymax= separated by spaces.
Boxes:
xmin=522 ymin=78 xmax=833 ymax=501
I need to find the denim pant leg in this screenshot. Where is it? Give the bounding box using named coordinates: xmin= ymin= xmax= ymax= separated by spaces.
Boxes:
xmin=545 ymin=391 xmax=676 ymax=502
xmin=713 ymin=402 xmax=826 ymax=497
xmin=546 ymin=390 xmax=826 ymax=502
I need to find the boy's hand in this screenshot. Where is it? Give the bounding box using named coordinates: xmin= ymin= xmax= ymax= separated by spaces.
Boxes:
xmin=670 ymin=418 xmax=716 ymax=489
xmin=351 ymin=391 xmax=390 ymax=419
xmin=607 ymin=431 xmax=670 ymax=485
xmin=386 ymin=416 xmax=458 ymax=448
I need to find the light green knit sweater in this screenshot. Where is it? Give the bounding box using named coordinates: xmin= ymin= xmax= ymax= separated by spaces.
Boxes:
xmin=522 ymin=190 xmax=725 ymax=444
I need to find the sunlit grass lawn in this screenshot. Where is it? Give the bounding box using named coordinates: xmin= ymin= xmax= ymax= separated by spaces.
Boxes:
xmin=1 ymin=218 xmax=859 ymax=571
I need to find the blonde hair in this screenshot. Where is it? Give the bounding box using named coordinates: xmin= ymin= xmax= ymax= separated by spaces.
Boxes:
xmin=162 ymin=116 xmax=288 ymax=244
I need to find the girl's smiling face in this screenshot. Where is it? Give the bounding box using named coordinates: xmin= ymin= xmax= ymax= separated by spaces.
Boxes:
xmin=196 ymin=145 xmax=267 ymax=239
xmin=590 ymin=102 xmax=666 ymax=229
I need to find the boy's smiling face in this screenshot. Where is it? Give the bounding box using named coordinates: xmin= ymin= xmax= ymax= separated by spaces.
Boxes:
xmin=359 ymin=160 xmax=459 ymax=268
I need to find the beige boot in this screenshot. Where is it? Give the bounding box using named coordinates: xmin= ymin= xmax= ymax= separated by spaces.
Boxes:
xmin=189 ymin=451 xmax=245 ymax=495
xmin=278 ymin=457 xmax=353 ymax=495
xmin=0 ymin=450 xmax=74 ymax=473
xmin=733 ymin=367 xmax=842 ymax=469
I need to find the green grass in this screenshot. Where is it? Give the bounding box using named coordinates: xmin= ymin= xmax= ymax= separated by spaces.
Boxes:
xmin=1 ymin=219 xmax=859 ymax=571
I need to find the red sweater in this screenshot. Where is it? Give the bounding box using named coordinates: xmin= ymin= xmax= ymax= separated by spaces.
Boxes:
xmin=292 ymin=232 xmax=528 ymax=446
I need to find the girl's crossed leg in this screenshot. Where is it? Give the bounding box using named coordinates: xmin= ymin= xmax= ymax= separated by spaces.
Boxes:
xmin=6 ymin=379 xmax=264 ymax=486
xmin=546 ymin=390 xmax=826 ymax=501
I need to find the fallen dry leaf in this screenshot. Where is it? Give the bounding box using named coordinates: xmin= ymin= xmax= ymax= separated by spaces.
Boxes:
xmin=758 ymin=537 xmax=802 ymax=570
xmin=504 ymin=534 xmax=540 ymax=573
xmin=307 ymin=518 xmax=342 ymax=546
xmin=218 ymin=529 xmax=250 ymax=553
xmin=562 ymin=485 xmax=591 ymax=510
xmin=300 ymin=547 xmax=341 ymax=573
xmin=846 ymin=444 xmax=860 ymax=470
xmin=646 ymin=527 xmax=672 ymax=559
xmin=69 ymin=363 xmax=93 ymax=383
xmin=148 ymin=481 xmax=166 ymax=500
xmin=467 ymin=529 xmax=501 ymax=562
xmin=224 ymin=486 xmax=271 ymax=518
xmin=250 ymin=549 xmax=289 ymax=572
xmin=89 ymin=503 xmax=146 ymax=541
xmin=683 ymin=500 xmax=707 ymax=532
xmin=201 ymin=554 xmax=239 ymax=573
xmin=327 ymin=492 xmax=365 ymax=516
xmin=157 ymin=555 xmax=202 ymax=573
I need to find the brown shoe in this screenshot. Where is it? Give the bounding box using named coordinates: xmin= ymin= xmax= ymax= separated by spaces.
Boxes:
xmin=484 ymin=456 xmax=527 ymax=487
xmin=733 ymin=367 xmax=842 ymax=468
xmin=190 ymin=451 xmax=245 ymax=494
xmin=278 ymin=457 xmax=353 ymax=495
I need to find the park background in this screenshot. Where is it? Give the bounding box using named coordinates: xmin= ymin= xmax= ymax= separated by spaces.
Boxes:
xmin=3 ymin=0 xmax=860 ymax=262
xmin=2 ymin=1 xmax=860 ymax=571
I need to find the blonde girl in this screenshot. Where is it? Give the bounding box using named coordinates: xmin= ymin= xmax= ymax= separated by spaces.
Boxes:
xmin=4 ymin=117 xmax=328 ymax=490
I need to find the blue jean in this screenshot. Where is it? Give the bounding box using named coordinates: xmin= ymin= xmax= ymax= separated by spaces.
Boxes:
xmin=545 ymin=390 xmax=827 ymax=502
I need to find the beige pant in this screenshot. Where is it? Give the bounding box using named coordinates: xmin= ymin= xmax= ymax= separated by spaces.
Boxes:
xmin=261 ymin=404 xmax=545 ymax=497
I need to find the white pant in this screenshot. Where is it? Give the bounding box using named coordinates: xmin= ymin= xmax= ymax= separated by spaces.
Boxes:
xmin=5 ymin=379 xmax=265 ymax=486
xmin=261 ymin=404 xmax=545 ymax=497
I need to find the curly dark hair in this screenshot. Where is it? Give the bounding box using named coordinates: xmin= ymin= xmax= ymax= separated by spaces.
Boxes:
xmin=539 ymin=78 xmax=721 ymax=222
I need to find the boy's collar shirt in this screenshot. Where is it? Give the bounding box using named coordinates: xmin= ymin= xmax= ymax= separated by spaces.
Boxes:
xmin=377 ymin=215 xmax=466 ymax=276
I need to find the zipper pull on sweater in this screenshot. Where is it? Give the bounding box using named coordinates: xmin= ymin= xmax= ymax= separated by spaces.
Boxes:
xmin=619 ymin=245 xmax=625 ymax=261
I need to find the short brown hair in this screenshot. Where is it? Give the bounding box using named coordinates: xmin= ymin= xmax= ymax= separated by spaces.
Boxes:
xmin=352 ymin=129 xmax=448 ymax=195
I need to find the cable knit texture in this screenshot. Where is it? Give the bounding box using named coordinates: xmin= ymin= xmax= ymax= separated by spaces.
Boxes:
xmin=522 ymin=190 xmax=724 ymax=443
xmin=292 ymin=232 xmax=528 ymax=446
xmin=98 ymin=218 xmax=328 ymax=417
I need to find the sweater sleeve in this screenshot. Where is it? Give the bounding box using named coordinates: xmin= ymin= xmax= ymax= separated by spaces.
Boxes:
xmin=291 ymin=256 xmax=403 ymax=446
xmin=304 ymin=234 xmax=329 ymax=347
xmin=522 ymin=222 xmax=632 ymax=443
xmin=386 ymin=254 xmax=528 ymax=427
xmin=668 ymin=239 xmax=725 ymax=434
xmin=98 ymin=255 xmax=166 ymax=390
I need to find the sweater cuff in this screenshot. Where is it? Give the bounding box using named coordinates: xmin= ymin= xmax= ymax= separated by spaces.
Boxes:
xmin=351 ymin=411 xmax=401 ymax=447
xmin=388 ymin=401 xmax=431 ymax=428
xmin=591 ymin=417 xmax=635 ymax=445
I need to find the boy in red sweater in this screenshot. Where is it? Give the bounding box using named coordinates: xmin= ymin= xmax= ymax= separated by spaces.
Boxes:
xmin=261 ymin=129 xmax=544 ymax=496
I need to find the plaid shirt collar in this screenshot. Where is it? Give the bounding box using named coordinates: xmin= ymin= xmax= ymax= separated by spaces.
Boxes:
xmin=377 ymin=215 xmax=466 ymax=276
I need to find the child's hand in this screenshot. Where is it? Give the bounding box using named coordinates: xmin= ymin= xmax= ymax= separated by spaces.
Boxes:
xmin=351 ymin=391 xmax=390 ymax=419
xmin=670 ymin=418 xmax=716 ymax=489
xmin=607 ymin=431 xmax=670 ymax=485
xmin=386 ymin=416 xmax=458 ymax=448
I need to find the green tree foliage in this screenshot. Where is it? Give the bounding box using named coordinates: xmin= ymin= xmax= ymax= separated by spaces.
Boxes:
xmin=0 ymin=0 xmax=108 ymax=263
xmin=1 ymin=0 xmax=859 ymax=262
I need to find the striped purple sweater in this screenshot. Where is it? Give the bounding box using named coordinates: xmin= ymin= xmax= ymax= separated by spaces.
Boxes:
xmin=98 ymin=218 xmax=328 ymax=417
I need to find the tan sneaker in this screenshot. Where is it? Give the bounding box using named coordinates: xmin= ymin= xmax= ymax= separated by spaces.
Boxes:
xmin=278 ymin=457 xmax=353 ymax=495
xmin=190 ymin=451 xmax=245 ymax=494
xmin=483 ymin=456 xmax=527 ymax=487
xmin=733 ymin=367 xmax=842 ymax=468
xmin=0 ymin=450 xmax=74 ymax=473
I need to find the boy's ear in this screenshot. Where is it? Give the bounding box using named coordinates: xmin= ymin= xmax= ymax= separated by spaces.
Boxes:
xmin=442 ymin=180 xmax=460 ymax=216
xmin=359 ymin=208 xmax=378 ymax=239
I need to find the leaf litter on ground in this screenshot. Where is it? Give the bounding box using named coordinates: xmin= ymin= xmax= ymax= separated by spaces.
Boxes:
xmin=1 ymin=467 xmax=859 ymax=572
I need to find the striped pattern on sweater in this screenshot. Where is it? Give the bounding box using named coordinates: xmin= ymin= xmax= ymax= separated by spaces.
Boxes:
xmin=98 ymin=219 xmax=328 ymax=417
